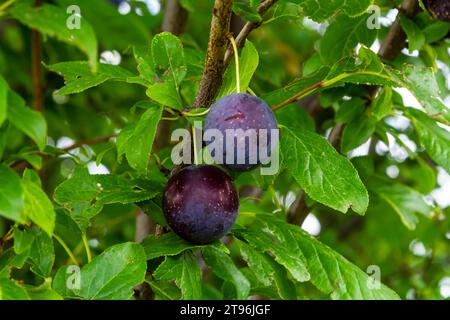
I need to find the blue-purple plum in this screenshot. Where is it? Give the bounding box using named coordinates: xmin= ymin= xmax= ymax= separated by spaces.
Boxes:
xmin=162 ymin=165 xmax=239 ymax=244
xmin=204 ymin=93 xmax=278 ymax=171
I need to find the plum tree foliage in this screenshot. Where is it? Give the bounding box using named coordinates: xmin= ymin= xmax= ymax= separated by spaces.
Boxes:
xmin=0 ymin=0 xmax=449 ymax=300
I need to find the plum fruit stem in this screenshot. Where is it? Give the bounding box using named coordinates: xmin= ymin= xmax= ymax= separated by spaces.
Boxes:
xmin=53 ymin=234 xmax=79 ymax=266
xmin=227 ymin=34 xmax=241 ymax=93
xmin=82 ymin=233 xmax=92 ymax=263
xmin=192 ymin=124 xmax=200 ymax=166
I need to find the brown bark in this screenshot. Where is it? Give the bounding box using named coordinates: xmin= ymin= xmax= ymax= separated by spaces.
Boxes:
xmin=191 ymin=0 xmax=233 ymax=110
xmin=161 ymin=0 xmax=189 ymax=35
xmin=31 ymin=0 xmax=43 ymax=111
xmin=378 ymin=0 xmax=421 ymax=60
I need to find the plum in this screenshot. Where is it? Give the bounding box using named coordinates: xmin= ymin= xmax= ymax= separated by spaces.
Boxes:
xmin=423 ymin=0 xmax=449 ymax=22
xmin=204 ymin=93 xmax=278 ymax=171
xmin=162 ymin=165 xmax=239 ymax=244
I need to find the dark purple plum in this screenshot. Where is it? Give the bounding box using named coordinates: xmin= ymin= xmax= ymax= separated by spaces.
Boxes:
xmin=423 ymin=0 xmax=450 ymax=22
xmin=162 ymin=165 xmax=239 ymax=244
xmin=204 ymin=93 xmax=278 ymax=171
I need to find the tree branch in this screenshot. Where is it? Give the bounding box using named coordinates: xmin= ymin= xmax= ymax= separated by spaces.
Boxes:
xmin=161 ymin=0 xmax=188 ymax=35
xmin=191 ymin=0 xmax=233 ymax=109
xmin=223 ymin=0 xmax=278 ymax=69
xmin=287 ymin=190 xmax=309 ymax=225
xmin=378 ymin=0 xmax=421 ymax=60
xmin=31 ymin=0 xmax=43 ymax=111
xmin=10 ymin=135 xmax=115 ymax=172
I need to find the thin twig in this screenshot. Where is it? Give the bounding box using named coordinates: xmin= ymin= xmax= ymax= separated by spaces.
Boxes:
xmin=271 ymin=81 xmax=324 ymax=112
xmin=11 ymin=134 xmax=115 ymax=172
xmin=161 ymin=0 xmax=188 ymax=35
xmin=62 ymin=135 xmax=115 ymax=152
xmin=223 ymin=0 xmax=279 ymax=68
xmin=378 ymin=0 xmax=421 ymax=60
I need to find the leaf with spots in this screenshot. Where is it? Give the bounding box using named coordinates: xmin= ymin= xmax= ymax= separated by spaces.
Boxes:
xmin=281 ymin=126 xmax=369 ymax=214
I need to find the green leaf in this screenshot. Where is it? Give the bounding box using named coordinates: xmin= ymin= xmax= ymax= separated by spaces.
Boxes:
xmin=281 ymin=126 xmax=369 ymax=214
xmin=371 ymin=87 xmax=393 ymax=121
xmin=179 ymin=0 xmax=195 ymax=12
xmin=219 ymin=40 xmax=259 ymax=97
xmin=80 ymin=243 xmax=147 ymax=300
xmin=234 ymin=223 xmax=310 ymax=282
xmin=11 ymin=3 xmax=98 ymax=70
xmin=0 ymin=75 xmax=7 ymax=126
xmin=13 ymin=228 xmax=34 ymax=255
xmin=0 ymin=278 xmax=30 ymax=300
xmin=138 ymin=200 xmax=168 ymax=227
xmin=54 ymin=209 xmax=82 ymax=244
xmin=335 ymin=98 xmax=365 ymax=124
xmin=22 ymin=178 xmax=56 ymax=236
xmin=276 ymin=104 xmax=315 ymax=132
xmin=7 ymin=91 xmax=47 ymax=150
xmin=53 ymin=265 xmax=80 ymax=299
xmin=29 ymin=229 xmax=55 ymax=278
xmin=236 ymin=239 xmax=273 ymax=286
xmin=151 ymin=32 xmax=187 ymax=85
xmin=147 ymin=280 xmax=181 ymax=300
xmin=142 ymin=232 xmax=205 ymax=260
xmin=47 ymin=61 xmax=135 ymax=95
xmin=393 ymin=65 xmax=450 ymax=120
xmin=54 ymin=166 xmax=162 ymax=230
xmin=399 ymin=15 xmax=425 ymax=52
xmin=146 ymin=82 xmax=183 ymax=109
xmin=26 ymin=278 xmax=63 ymax=300
xmin=341 ymin=114 xmax=376 ymax=153
xmin=320 ymin=14 xmax=377 ymax=64
xmin=0 ymin=248 xmax=30 ymax=274
xmin=294 ymin=0 xmax=373 ymax=22
xmin=370 ymin=180 xmax=433 ymax=230
xmin=153 ymin=251 xmax=202 ymax=299
xmin=232 ymin=2 xmax=262 ymax=23
xmin=325 ymin=47 xmax=397 ymax=87
xmin=118 ymin=105 xmax=163 ymax=171
xmin=55 ymin=168 xmax=163 ymax=205
xmin=0 ymin=165 xmax=25 ymax=223
xmin=407 ymin=109 xmax=450 ymax=174
xmin=201 ymin=246 xmax=250 ymax=300
xmin=264 ymin=2 xmax=303 ymax=24
xmin=131 ymin=46 xmax=157 ymax=86
xmin=295 ymin=225 xmax=399 ymax=299
xmin=423 ymin=21 xmax=450 ymax=44
xmin=268 ymin=257 xmax=297 ymax=300
xmin=243 ymin=215 xmax=400 ymax=299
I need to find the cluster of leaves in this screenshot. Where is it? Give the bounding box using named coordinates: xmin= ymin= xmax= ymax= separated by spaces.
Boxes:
xmin=0 ymin=0 xmax=449 ymax=300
